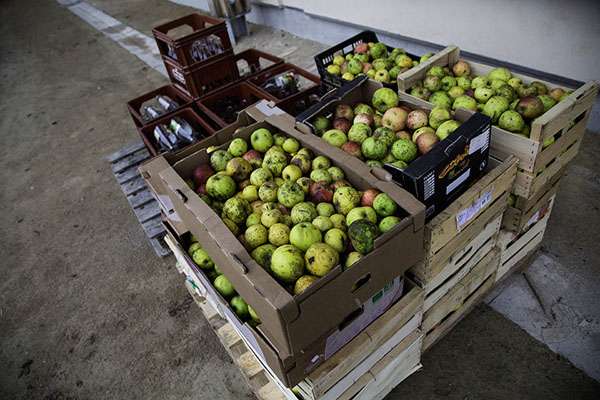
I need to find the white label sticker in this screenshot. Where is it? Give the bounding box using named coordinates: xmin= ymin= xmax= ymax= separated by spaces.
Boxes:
xmin=456 ymin=190 xmax=493 ymax=230
xmin=254 ymin=100 xmax=284 ymax=117
xmin=469 ymin=127 xmax=491 ymax=155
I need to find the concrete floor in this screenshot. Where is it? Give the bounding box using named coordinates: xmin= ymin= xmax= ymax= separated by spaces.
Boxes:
xmin=0 ymin=1 xmax=599 ymax=399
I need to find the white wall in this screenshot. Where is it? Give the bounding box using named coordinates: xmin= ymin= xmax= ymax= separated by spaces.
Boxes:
xmin=276 ymin=0 xmax=600 ymax=83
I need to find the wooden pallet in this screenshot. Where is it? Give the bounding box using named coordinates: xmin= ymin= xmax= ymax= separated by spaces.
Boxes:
xmin=184 ymin=280 xmax=294 ymax=400
xmin=108 ymin=141 xmax=170 ymax=257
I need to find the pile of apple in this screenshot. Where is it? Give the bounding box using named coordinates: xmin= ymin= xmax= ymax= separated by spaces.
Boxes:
xmin=408 ymin=60 xmax=571 ymax=145
xmin=186 ymin=127 xmax=406 ymax=302
xmin=325 ymin=41 xmax=432 ymax=84
xmin=310 ymin=87 xmax=463 ymax=169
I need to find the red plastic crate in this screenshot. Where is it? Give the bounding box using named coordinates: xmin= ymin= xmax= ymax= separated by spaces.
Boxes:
xmin=153 ymin=13 xmax=232 ymax=71
xmin=127 ymin=84 xmax=192 ymax=128
xmin=195 ymin=81 xmax=277 ymax=128
xmin=138 ymin=107 xmax=216 ymax=156
xmin=247 ymin=63 xmax=321 ymax=103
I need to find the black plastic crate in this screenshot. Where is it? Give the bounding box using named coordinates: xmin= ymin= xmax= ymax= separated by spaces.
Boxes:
xmin=314 ymin=30 xmax=419 ymax=90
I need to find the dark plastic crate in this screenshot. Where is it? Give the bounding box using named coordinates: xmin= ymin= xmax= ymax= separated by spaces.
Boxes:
xmin=247 ymin=63 xmax=321 ymax=103
xmin=127 ymin=84 xmax=192 ymax=128
xmin=153 ymin=13 xmax=232 ymax=71
xmin=314 ymin=30 xmax=418 ymax=89
xmin=195 ymin=82 xmax=277 ymax=128
xmin=164 ymin=53 xmax=239 ymax=99
xmin=234 ymin=49 xmax=284 ymax=79
xmin=138 ymin=107 xmax=216 ymax=156
xmin=276 ymin=84 xmax=333 ymax=117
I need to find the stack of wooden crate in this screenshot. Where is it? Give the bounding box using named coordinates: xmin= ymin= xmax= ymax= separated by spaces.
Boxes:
xmin=397 ymin=46 xmax=599 ymax=284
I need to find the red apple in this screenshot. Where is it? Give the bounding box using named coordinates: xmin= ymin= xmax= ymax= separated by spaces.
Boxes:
xmin=192 ymin=164 xmax=214 ymax=187
xmin=361 ymin=188 xmax=381 ymax=207
xmin=195 ymin=183 xmax=207 ymax=196
xmin=355 ymin=43 xmax=368 ymax=54
xmin=333 ymin=117 xmax=352 ymax=134
xmin=309 ymin=181 xmax=334 ymax=203
xmin=341 ymin=141 xmax=363 ymax=158
xmin=396 ymin=131 xmax=412 ymax=141
xmin=243 ymin=149 xmax=263 ymax=169
xmin=331 ymin=179 xmax=350 ymax=191
xmin=335 ymin=104 xmax=354 ymax=120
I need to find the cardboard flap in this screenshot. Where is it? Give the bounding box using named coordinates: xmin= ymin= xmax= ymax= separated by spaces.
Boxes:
xmin=245 ymin=100 xmax=287 ymax=121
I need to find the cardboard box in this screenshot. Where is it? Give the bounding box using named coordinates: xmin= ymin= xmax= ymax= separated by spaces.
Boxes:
xmin=164 ymin=223 xmax=420 ymax=387
xmin=140 ymin=114 xmax=425 ymax=372
xmin=140 ymin=102 xmax=283 ymax=233
xmin=295 ymin=77 xmax=492 ymax=219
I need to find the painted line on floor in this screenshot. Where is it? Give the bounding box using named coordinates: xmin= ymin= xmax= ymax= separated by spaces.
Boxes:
xmin=56 ymin=0 xmax=167 ymax=76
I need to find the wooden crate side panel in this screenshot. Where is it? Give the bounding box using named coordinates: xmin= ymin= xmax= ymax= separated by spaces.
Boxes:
xmin=427 ymin=156 xmax=517 ymax=254
xmin=534 ymin=81 xmax=599 ymax=142
xmin=303 ymin=284 xmax=424 ymax=399
xmin=425 ymin=193 xmax=507 ymax=278
xmin=532 ymin=113 xmax=588 ymax=175
xmin=338 ymin=331 xmax=423 ymax=400
xmin=422 ymin=250 xmax=499 ymax=333
xmin=424 ymin=219 xmax=500 ymax=311
xmin=498 ymin=216 xmax=550 ymax=275
xmin=489 ymin=129 xmax=539 ymax=172
xmin=502 ymin=184 xmax=558 ymax=233
xmin=313 ymin=315 xmax=422 ymax=400
xmin=424 ymin=212 xmax=501 ymax=295
xmin=396 ymin=46 xmax=460 ymax=91
xmin=352 ymin=335 xmax=423 ymax=400
xmin=423 ymin=272 xmax=496 ymax=352
xmin=513 ymin=133 xmax=582 ymax=198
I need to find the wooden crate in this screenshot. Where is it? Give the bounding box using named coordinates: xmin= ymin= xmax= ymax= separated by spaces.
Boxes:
xmin=165 ymin=232 xmax=425 ymax=399
xmin=397 ymin=46 xmax=599 ymax=199
xmin=421 ymin=213 xmax=502 ymax=312
xmin=422 ymin=249 xmax=500 ymax=352
xmin=502 ymin=173 xmax=559 ymax=233
xmin=411 ymin=156 xmax=517 ymax=283
xmin=496 ymin=196 xmax=555 ymax=282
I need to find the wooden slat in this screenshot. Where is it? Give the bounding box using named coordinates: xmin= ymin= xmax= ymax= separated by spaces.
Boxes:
xmin=502 ymin=181 xmax=559 ymax=233
xmin=426 ymin=156 xmax=517 ymax=254
xmin=535 ymin=81 xmax=599 ymax=142
xmin=513 ymin=132 xmax=582 ymax=198
xmin=127 ymin=189 xmax=156 ymax=209
xmin=115 ymin=166 xmax=141 ymax=184
xmin=340 ymin=331 xmax=423 ymax=400
xmin=423 ymin=192 xmax=507 ymax=280
xmin=532 ymin=114 xmax=587 ymax=174
xmin=303 ymin=284 xmax=424 ymax=399
xmin=121 ymin=175 xmax=148 ymax=196
xmin=106 ymin=141 xmax=146 ymax=163
xmin=423 ymin=249 xmax=499 ymax=333
xmin=489 ymin=128 xmax=539 ymax=172
xmin=111 ymin=149 xmax=151 ymax=174
xmin=423 ymin=213 xmax=501 ymax=311
xmin=423 ymin=272 xmax=496 ymax=351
